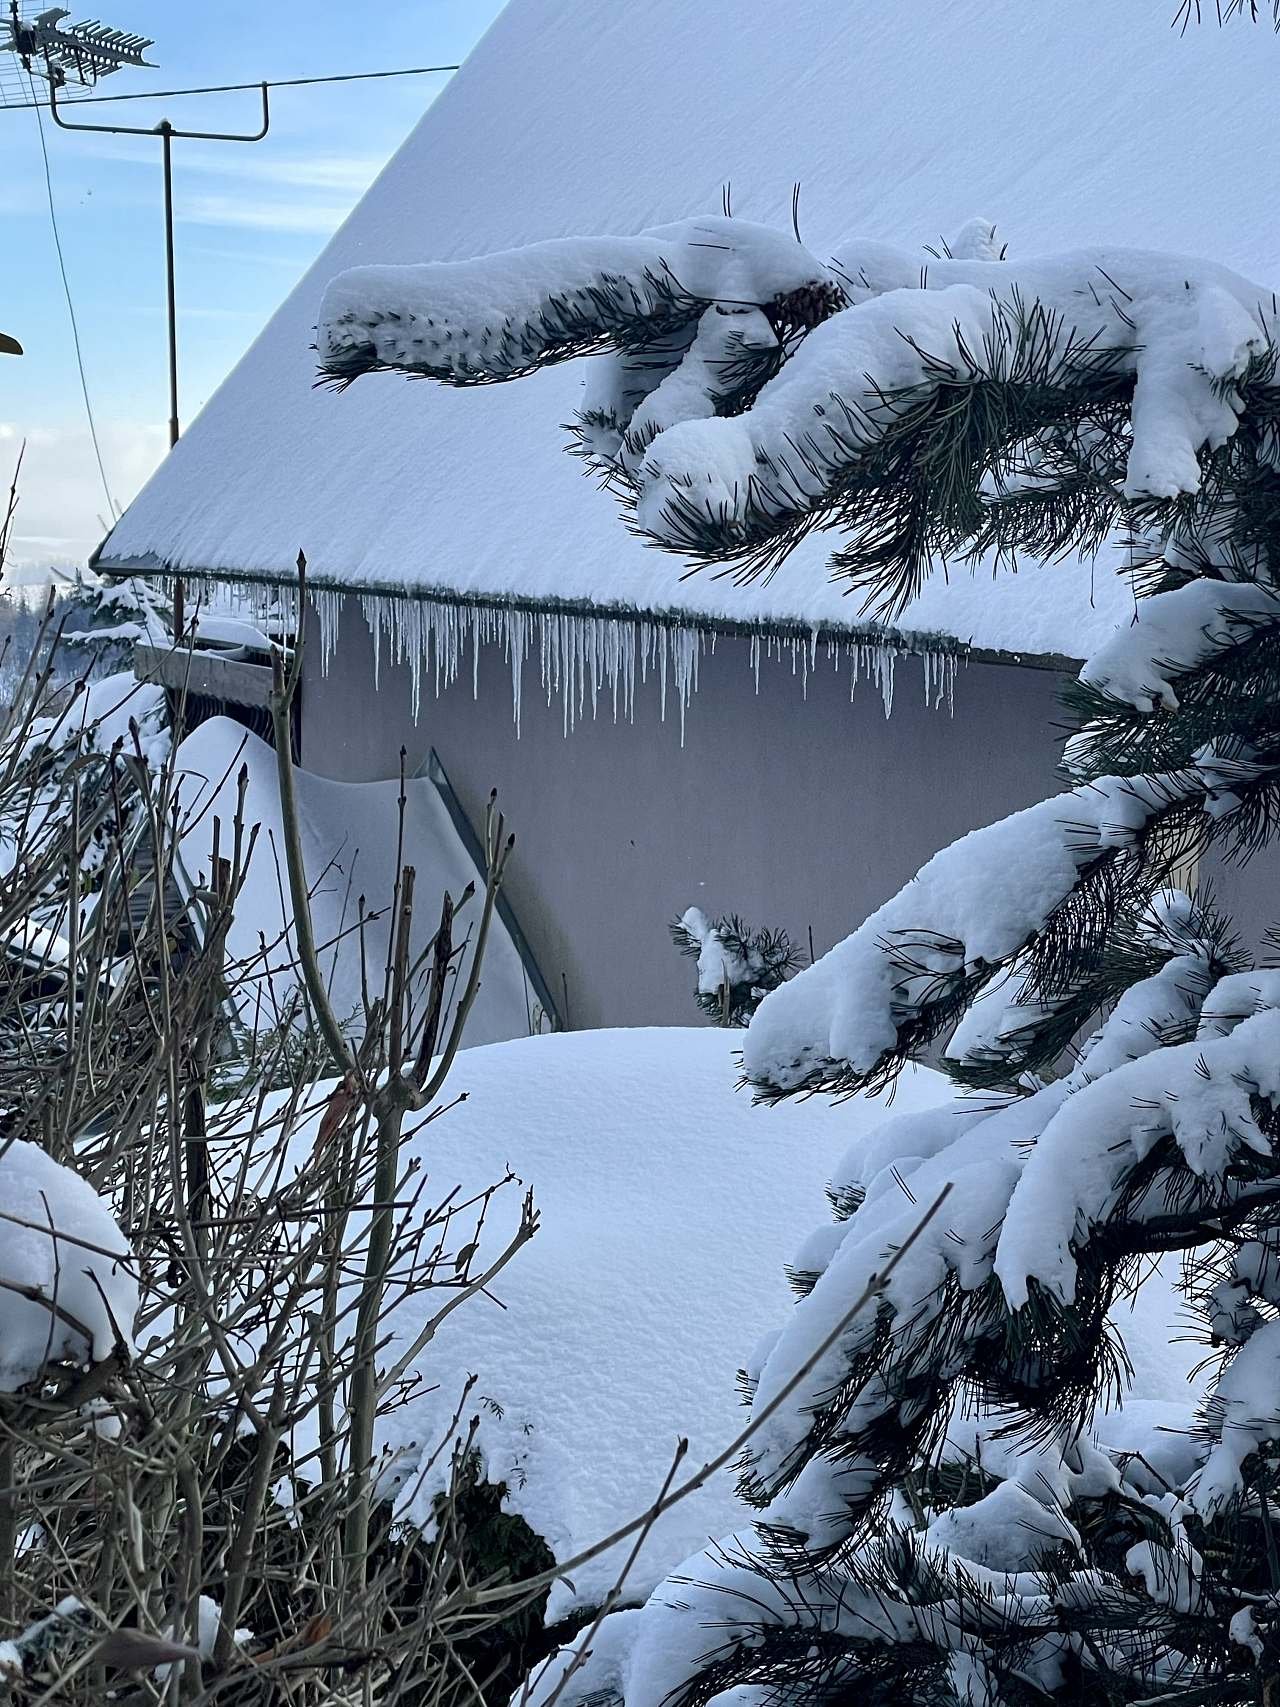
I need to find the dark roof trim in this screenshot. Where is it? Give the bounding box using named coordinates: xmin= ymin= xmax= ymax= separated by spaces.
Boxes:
xmin=91 ymin=549 xmax=1082 ymax=675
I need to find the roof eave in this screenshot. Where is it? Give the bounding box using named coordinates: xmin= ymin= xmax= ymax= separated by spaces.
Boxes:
xmin=91 ymin=548 xmax=1082 ymax=675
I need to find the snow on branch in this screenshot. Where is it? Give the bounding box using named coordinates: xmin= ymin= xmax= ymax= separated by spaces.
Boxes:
xmin=995 ymin=1006 xmax=1280 ymax=1308
xmin=947 ymin=936 xmax=1214 ymax=1091
xmin=1080 ymin=578 xmax=1280 ymax=711
xmin=632 ymin=248 xmax=1270 ymax=571
xmin=317 ymin=216 xmax=837 ymax=392
xmin=740 ymin=1084 xmax=1062 ymax=1504
xmin=671 ymin=906 xmax=800 ymax=1026
xmin=0 ymin=1141 xmax=137 ymax=1393
xmin=1197 ymin=967 xmax=1280 ymax=1036
xmin=524 ymin=1515 xmax=1090 ymax=1707
xmin=741 ymin=763 xmax=1237 ymax=1096
xmin=1195 ymin=1318 xmax=1280 ymax=1515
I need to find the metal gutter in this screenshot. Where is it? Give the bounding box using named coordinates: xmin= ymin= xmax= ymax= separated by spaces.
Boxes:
xmin=92 ymin=549 xmax=1083 ymax=675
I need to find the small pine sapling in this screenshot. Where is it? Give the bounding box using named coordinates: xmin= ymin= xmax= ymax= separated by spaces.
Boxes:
xmin=671 ymin=906 xmax=801 ymax=1025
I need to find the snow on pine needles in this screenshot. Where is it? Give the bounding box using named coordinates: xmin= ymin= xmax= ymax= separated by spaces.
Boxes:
xmin=320 ymin=204 xmax=1280 ymax=1704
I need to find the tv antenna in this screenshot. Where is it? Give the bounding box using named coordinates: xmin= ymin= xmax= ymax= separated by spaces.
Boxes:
xmin=47 ymin=73 xmax=271 ymax=456
xmin=2 ymin=5 xmax=154 ymax=106
xmin=8 ymin=6 xmax=271 ymax=629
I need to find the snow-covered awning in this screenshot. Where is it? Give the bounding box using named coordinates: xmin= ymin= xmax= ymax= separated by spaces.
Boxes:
xmin=94 ymin=0 xmax=1280 ymax=667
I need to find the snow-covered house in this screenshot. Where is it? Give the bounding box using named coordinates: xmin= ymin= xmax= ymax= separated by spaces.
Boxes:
xmin=94 ymin=0 xmax=1280 ymax=1030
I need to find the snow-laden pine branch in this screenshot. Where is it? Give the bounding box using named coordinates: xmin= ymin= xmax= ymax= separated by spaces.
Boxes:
xmin=319 ymin=219 xmax=1276 ymax=591
xmin=741 ymin=760 xmax=1254 ymax=1095
xmin=317 ymin=204 xmax=1280 ymax=1706
xmin=317 ymin=217 xmax=836 ymax=389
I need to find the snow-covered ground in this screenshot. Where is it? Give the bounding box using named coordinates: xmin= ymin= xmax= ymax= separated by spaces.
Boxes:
xmin=173 ymin=716 xmax=535 ymax=1044
xmin=249 ymin=1027 xmax=1203 ymax=1623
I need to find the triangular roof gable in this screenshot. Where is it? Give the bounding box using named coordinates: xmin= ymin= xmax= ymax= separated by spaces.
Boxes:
xmin=98 ymin=0 xmax=1280 ymax=663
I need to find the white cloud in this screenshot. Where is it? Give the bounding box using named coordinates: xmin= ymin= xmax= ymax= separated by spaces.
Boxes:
xmin=174 ymin=152 xmax=385 ymax=234
xmin=0 ymin=420 xmax=168 ymax=568
xmin=176 ymin=191 xmax=357 ymax=235
xmin=185 ymin=151 xmax=387 ymax=193
xmin=64 ymin=134 xmax=387 ymax=194
xmin=57 ymin=134 xmax=386 ymax=236
xmin=184 ymin=243 xmax=318 ymax=270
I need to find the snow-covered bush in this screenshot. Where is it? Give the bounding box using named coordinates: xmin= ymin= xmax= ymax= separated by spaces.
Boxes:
xmin=0 ymin=1140 xmax=135 ymax=1393
xmin=0 ymin=580 xmax=557 ymax=1702
xmin=671 ymin=907 xmax=800 ymax=1025
xmin=322 ymin=213 xmax=1280 ymax=1701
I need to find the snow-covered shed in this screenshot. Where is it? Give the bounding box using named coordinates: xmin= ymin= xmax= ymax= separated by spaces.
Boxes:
xmin=95 ymin=0 xmax=1280 ymax=1028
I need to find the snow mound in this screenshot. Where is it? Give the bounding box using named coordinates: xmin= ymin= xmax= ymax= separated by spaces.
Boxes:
xmin=0 ymin=1141 xmax=136 ymax=1392
xmin=273 ymin=1028 xmax=945 ymax=1620
xmin=173 ymin=717 xmax=534 ymax=1044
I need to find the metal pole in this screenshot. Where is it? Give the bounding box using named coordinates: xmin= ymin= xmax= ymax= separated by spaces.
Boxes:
xmin=160 ymin=120 xmax=183 ymax=636
xmin=47 ymin=80 xmax=270 ymax=636
xmin=50 ymin=78 xmax=268 ymax=445
xmin=161 ymin=120 xmax=178 ymax=449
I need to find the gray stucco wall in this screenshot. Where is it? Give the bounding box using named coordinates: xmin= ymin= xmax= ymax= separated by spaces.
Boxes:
xmin=1204 ymin=843 xmax=1277 ymax=960
xmin=301 ymin=603 xmax=1087 ymax=1032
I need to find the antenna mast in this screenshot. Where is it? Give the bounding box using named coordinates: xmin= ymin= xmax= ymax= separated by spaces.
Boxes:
xmin=5 ymin=7 xmax=272 ymax=632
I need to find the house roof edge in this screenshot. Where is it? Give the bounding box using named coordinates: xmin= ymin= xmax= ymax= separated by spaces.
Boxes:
xmin=90 ymin=549 xmax=1082 ymax=675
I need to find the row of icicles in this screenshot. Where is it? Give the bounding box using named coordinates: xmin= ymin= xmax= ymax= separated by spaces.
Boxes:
xmin=214 ymin=582 xmax=959 ymax=741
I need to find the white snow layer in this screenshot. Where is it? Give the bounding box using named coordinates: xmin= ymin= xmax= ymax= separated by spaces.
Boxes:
xmin=94 ymin=0 xmax=1280 ymax=661
xmin=252 ymin=1028 xmax=1197 ymax=1622
xmin=1195 ymin=1318 xmax=1280 ymax=1515
xmin=172 ymin=717 xmax=534 ymax=1044
xmin=1080 ymin=580 xmax=1280 ymax=711
xmin=0 ymin=1141 xmax=136 ymax=1391
xmin=267 ymin=1029 xmax=944 ymax=1621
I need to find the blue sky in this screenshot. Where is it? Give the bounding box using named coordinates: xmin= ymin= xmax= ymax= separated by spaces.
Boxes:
xmin=2 ymin=0 xmax=504 ymax=564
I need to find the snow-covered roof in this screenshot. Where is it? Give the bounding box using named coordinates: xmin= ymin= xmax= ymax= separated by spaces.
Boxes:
xmin=97 ymin=0 xmax=1280 ymax=663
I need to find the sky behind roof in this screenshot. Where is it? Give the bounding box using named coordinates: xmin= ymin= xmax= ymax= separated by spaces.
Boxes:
xmin=2 ymin=0 xmax=505 ymax=566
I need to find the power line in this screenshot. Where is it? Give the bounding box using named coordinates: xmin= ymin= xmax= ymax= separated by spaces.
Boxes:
xmin=2 ymin=62 xmax=460 ymax=113
xmin=26 ymin=69 xmax=118 ymax=522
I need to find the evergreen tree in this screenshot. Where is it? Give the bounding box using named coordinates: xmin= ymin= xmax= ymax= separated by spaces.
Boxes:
xmin=317 ymin=218 xmax=1280 ymax=1701
xmin=58 ymin=571 xmax=171 ymax=678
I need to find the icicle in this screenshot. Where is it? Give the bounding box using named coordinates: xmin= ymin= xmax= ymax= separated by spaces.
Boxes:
xmin=513 ymin=609 xmax=525 ymax=735
xmin=314 ymin=586 xmax=344 ymax=672
xmin=192 ymin=575 xmax=961 ymax=742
